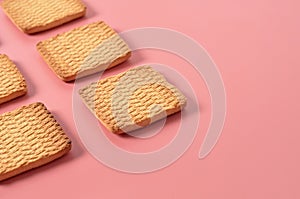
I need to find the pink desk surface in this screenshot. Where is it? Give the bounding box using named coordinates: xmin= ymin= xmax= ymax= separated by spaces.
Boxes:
xmin=1 ymin=0 xmax=300 ymax=198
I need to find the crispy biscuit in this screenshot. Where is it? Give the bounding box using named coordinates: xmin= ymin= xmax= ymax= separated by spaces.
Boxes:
xmin=0 ymin=54 xmax=27 ymax=104
xmin=0 ymin=0 xmax=86 ymax=34
xmin=0 ymin=102 xmax=71 ymax=181
xmin=37 ymin=21 xmax=131 ymax=82
xmin=79 ymin=66 xmax=187 ymax=134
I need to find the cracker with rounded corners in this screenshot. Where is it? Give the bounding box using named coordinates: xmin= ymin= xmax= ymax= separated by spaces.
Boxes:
xmin=0 ymin=0 xmax=86 ymax=34
xmin=0 ymin=102 xmax=72 ymax=182
xmin=0 ymin=54 xmax=27 ymax=104
xmin=37 ymin=21 xmax=131 ymax=82
xmin=79 ymin=66 xmax=187 ymax=134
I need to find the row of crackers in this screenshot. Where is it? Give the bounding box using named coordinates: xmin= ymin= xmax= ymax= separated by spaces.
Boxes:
xmin=0 ymin=0 xmax=187 ymax=181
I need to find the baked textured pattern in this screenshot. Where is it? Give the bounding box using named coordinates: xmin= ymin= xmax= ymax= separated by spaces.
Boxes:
xmin=79 ymin=66 xmax=187 ymax=134
xmin=0 ymin=0 xmax=86 ymax=34
xmin=0 ymin=54 xmax=27 ymax=104
xmin=0 ymin=102 xmax=71 ymax=181
xmin=37 ymin=21 xmax=131 ymax=82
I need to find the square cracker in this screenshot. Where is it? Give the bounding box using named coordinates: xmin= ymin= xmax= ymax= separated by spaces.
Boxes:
xmin=37 ymin=21 xmax=131 ymax=82
xmin=79 ymin=66 xmax=187 ymax=134
xmin=0 ymin=102 xmax=71 ymax=181
xmin=0 ymin=0 xmax=86 ymax=34
xmin=0 ymin=54 xmax=27 ymax=104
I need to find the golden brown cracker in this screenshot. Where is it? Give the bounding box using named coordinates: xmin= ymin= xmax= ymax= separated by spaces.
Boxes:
xmin=37 ymin=21 xmax=131 ymax=82
xmin=0 ymin=0 xmax=86 ymax=34
xmin=0 ymin=102 xmax=71 ymax=181
xmin=79 ymin=66 xmax=187 ymax=134
xmin=0 ymin=54 xmax=27 ymax=104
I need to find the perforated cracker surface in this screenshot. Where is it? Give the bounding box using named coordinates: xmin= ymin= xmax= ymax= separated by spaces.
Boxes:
xmin=37 ymin=21 xmax=131 ymax=81
xmin=79 ymin=66 xmax=187 ymax=134
xmin=0 ymin=0 xmax=86 ymax=33
xmin=0 ymin=54 xmax=27 ymax=104
xmin=0 ymin=102 xmax=71 ymax=181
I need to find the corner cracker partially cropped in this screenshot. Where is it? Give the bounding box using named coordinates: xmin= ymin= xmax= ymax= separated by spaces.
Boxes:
xmin=0 ymin=102 xmax=71 ymax=181
xmin=0 ymin=0 xmax=86 ymax=34
xmin=0 ymin=54 xmax=27 ymax=104
xmin=79 ymin=66 xmax=187 ymax=134
xmin=37 ymin=21 xmax=131 ymax=82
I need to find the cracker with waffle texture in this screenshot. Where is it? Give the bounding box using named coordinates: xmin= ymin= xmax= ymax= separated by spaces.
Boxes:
xmin=0 ymin=54 xmax=27 ymax=104
xmin=0 ymin=102 xmax=71 ymax=181
xmin=37 ymin=21 xmax=131 ymax=82
xmin=79 ymin=66 xmax=187 ymax=134
xmin=0 ymin=0 xmax=86 ymax=34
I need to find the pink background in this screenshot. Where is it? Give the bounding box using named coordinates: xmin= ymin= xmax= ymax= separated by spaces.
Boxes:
xmin=1 ymin=0 xmax=300 ymax=198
